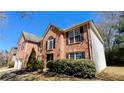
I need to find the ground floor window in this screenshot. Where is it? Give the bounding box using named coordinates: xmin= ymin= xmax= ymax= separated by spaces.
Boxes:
xmin=67 ymin=52 xmax=85 ymax=59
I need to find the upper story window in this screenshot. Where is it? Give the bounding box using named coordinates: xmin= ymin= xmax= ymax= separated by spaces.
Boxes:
xmin=67 ymin=52 xmax=85 ymax=59
xmin=68 ymin=27 xmax=83 ymax=44
xmin=47 ymin=36 xmax=55 ymax=50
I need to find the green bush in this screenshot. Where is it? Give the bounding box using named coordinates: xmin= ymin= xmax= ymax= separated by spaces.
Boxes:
xmin=7 ymin=61 xmax=14 ymax=68
xmin=27 ymin=49 xmax=44 ymax=71
xmin=47 ymin=59 xmax=96 ymax=78
xmin=35 ymin=60 xmax=44 ymax=72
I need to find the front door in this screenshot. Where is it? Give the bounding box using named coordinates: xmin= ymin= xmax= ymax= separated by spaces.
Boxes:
xmin=47 ymin=54 xmax=53 ymax=62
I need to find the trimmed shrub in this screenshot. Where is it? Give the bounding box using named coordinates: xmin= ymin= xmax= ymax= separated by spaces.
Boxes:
xmin=35 ymin=60 xmax=44 ymax=72
xmin=47 ymin=59 xmax=96 ymax=78
xmin=7 ymin=61 xmax=14 ymax=68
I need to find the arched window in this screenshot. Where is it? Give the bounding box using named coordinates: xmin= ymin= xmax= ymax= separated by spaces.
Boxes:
xmin=47 ymin=36 xmax=55 ymax=50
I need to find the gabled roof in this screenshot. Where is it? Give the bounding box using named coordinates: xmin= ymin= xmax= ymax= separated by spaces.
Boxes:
xmin=18 ymin=31 xmax=42 ymax=44
xmin=42 ymin=24 xmax=62 ymax=39
xmin=42 ymin=20 xmax=104 ymax=44
xmin=17 ymin=20 xmax=104 ymax=45
xmin=23 ymin=32 xmax=42 ymax=43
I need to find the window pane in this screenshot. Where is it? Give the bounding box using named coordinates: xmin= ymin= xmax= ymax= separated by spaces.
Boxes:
xmin=70 ymin=53 xmax=74 ymax=59
xmin=69 ymin=37 xmax=74 ymax=44
xmin=75 ymin=29 xmax=80 ymax=36
xmin=75 ymin=52 xmax=82 ymax=59
xmin=49 ymin=40 xmax=53 ymax=49
xmin=69 ymin=31 xmax=74 ymax=37
xmin=75 ymin=35 xmax=81 ymax=42
xmin=47 ymin=39 xmax=54 ymax=49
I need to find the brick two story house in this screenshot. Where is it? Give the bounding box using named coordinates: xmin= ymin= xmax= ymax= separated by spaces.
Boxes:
xmin=16 ymin=20 xmax=106 ymax=72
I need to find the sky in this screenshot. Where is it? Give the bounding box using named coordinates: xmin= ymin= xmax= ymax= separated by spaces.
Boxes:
xmin=0 ymin=11 xmax=97 ymax=51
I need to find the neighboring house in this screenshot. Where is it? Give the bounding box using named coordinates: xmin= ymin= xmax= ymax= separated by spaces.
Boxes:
xmin=8 ymin=47 xmax=17 ymax=62
xmin=0 ymin=51 xmax=7 ymax=67
xmin=16 ymin=20 xmax=106 ymax=72
xmin=16 ymin=32 xmax=41 ymax=68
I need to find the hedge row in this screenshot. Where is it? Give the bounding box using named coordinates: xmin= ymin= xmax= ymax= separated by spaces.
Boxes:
xmin=47 ymin=59 xmax=96 ymax=78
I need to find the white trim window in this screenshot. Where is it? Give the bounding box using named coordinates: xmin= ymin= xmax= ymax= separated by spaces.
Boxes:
xmin=68 ymin=29 xmax=81 ymax=44
xmin=68 ymin=52 xmax=85 ymax=59
xmin=47 ymin=36 xmax=55 ymax=50
xmin=47 ymin=39 xmax=54 ymax=50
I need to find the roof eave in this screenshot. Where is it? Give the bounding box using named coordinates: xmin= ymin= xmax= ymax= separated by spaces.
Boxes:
xmin=63 ymin=20 xmax=91 ymax=32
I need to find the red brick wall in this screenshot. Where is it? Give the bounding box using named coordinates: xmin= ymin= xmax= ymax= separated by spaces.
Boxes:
xmin=41 ymin=24 xmax=91 ymax=69
xmin=16 ymin=35 xmax=40 ymax=68
xmin=41 ymin=26 xmax=62 ymax=67
xmin=63 ymin=25 xmax=90 ymax=59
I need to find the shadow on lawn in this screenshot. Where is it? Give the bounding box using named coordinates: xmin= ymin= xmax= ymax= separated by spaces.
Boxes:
xmin=0 ymin=69 xmax=97 ymax=81
xmin=0 ymin=69 xmax=31 ymax=81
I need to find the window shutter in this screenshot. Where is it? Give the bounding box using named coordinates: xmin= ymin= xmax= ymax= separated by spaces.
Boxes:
xmin=82 ymin=52 xmax=85 ymax=58
xmin=80 ymin=26 xmax=83 ymax=33
xmin=66 ymin=32 xmax=68 ymax=45
xmin=46 ymin=41 xmax=47 ymax=50
xmin=80 ymin=26 xmax=84 ymax=41
xmin=66 ymin=53 xmax=69 ymax=59
xmin=53 ymin=38 xmax=55 ymax=48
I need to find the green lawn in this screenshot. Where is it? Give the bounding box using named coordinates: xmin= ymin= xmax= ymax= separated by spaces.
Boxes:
xmin=96 ymin=66 xmax=124 ymax=81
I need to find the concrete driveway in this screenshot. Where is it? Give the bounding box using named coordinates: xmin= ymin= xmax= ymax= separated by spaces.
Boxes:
xmin=0 ymin=67 xmax=15 ymax=75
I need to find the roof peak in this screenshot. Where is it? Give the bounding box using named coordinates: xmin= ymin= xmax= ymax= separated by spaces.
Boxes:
xmin=22 ymin=31 xmax=42 ymax=43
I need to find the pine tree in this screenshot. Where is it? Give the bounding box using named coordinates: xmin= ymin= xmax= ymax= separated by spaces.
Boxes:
xmin=27 ymin=48 xmax=36 ymax=71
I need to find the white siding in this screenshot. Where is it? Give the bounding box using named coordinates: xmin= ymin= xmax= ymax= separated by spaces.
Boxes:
xmin=90 ymin=28 xmax=106 ymax=72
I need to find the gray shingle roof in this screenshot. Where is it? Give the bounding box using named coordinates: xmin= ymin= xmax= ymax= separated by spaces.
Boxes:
xmin=23 ymin=32 xmax=42 ymax=43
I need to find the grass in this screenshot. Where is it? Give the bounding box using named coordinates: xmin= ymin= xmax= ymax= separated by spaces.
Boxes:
xmin=96 ymin=66 xmax=124 ymax=81
xmin=0 ymin=70 xmax=97 ymax=81
xmin=2 ymin=66 xmax=124 ymax=81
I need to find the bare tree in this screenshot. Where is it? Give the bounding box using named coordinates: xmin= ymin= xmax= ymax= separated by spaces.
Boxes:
xmin=96 ymin=11 xmax=120 ymax=51
xmin=0 ymin=51 xmax=6 ymax=67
